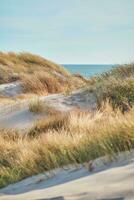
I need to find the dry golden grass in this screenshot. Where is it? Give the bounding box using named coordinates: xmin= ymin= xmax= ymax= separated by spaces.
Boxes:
xmin=28 ymin=113 xmax=68 ymax=137
xmin=0 ymin=52 xmax=70 ymax=77
xmin=0 ymin=102 xmax=134 ymax=188
xmin=29 ymin=99 xmax=45 ymax=113
xmin=22 ymin=71 xmax=66 ymax=95
xmin=0 ymin=52 xmax=86 ymax=94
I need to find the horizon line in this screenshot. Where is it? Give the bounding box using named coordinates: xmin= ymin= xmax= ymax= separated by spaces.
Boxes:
xmin=61 ymin=63 xmax=117 ymax=65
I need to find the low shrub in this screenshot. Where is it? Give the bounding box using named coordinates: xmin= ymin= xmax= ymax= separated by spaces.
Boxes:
xmin=87 ymin=63 xmax=134 ymax=110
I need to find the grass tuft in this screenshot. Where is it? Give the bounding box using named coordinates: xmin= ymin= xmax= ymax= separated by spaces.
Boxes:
xmin=29 ymin=99 xmax=45 ymax=113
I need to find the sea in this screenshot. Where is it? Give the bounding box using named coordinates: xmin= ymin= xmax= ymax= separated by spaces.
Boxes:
xmin=63 ymin=64 xmax=116 ymax=78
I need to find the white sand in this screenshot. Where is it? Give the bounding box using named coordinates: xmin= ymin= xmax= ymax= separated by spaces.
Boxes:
xmin=0 ymin=82 xmax=22 ymax=97
xmin=0 ymin=108 xmax=46 ymax=130
xmin=0 ymin=88 xmax=96 ymax=130
xmin=0 ymin=151 xmax=134 ymax=200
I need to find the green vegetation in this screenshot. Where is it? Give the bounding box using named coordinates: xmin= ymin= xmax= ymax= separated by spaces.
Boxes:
xmin=87 ymin=63 xmax=134 ymax=111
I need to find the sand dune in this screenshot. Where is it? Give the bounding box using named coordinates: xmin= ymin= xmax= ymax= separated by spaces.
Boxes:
xmin=0 ymin=151 xmax=134 ymax=200
xmin=0 ymin=83 xmax=96 ymax=130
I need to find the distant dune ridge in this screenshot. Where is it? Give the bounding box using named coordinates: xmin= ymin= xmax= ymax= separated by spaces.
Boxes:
xmin=0 ymin=52 xmax=86 ymax=94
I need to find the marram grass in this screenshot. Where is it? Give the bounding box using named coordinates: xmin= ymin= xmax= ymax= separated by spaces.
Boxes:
xmin=0 ymin=102 xmax=134 ymax=188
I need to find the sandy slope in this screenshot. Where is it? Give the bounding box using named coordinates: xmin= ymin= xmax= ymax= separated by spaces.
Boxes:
xmin=0 ymin=151 xmax=134 ymax=200
xmin=0 ymin=84 xmax=96 ymax=130
xmin=0 ymin=82 xmax=22 ymax=97
xmin=0 ymin=108 xmax=46 ymax=130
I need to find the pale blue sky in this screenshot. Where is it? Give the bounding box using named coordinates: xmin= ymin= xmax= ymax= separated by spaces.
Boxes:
xmin=1 ymin=0 xmax=134 ymax=64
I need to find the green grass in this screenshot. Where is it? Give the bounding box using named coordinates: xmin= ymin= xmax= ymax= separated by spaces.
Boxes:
xmin=87 ymin=63 xmax=134 ymax=110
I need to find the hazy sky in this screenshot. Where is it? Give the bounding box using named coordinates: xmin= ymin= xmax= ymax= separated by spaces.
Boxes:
xmin=1 ymin=0 xmax=134 ymax=64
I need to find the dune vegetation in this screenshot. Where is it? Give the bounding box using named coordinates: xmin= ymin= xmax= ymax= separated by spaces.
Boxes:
xmin=0 ymin=52 xmax=86 ymax=94
xmin=87 ymin=63 xmax=134 ymax=111
xmin=0 ymin=61 xmax=134 ymax=188
xmin=28 ymin=99 xmax=45 ymax=113
xmin=0 ymin=102 xmax=134 ymax=188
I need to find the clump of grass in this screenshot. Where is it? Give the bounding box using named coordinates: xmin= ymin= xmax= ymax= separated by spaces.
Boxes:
xmin=28 ymin=113 xmax=68 ymax=137
xmin=0 ymin=102 xmax=134 ymax=188
xmin=22 ymin=71 xmax=66 ymax=95
xmin=93 ymin=77 xmax=134 ymax=111
xmin=29 ymin=99 xmax=60 ymax=115
xmin=63 ymin=85 xmax=72 ymax=96
xmin=29 ymin=99 xmax=45 ymax=113
xmin=87 ymin=63 xmax=134 ymax=110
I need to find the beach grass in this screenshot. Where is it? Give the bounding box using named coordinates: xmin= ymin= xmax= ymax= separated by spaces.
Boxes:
xmin=0 ymin=102 xmax=134 ymax=188
xmin=87 ymin=63 xmax=134 ymax=110
xmin=29 ymin=99 xmax=45 ymax=113
xmin=0 ymin=52 xmax=86 ymax=94
xmin=0 ymin=61 xmax=134 ymax=188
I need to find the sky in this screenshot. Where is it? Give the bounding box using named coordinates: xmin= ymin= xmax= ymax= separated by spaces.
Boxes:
xmin=0 ymin=0 xmax=134 ymax=64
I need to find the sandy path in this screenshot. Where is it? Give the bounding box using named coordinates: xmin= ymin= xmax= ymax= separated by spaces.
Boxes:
xmin=0 ymin=108 xmax=46 ymax=130
xmin=0 ymin=152 xmax=134 ymax=200
xmin=0 ymin=94 xmax=69 ymax=130
xmin=0 ymin=89 xmax=96 ymax=130
xmin=0 ymin=82 xmax=22 ymax=97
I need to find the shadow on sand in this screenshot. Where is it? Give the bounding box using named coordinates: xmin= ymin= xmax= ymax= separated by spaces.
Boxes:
xmin=37 ymin=195 xmax=124 ymax=200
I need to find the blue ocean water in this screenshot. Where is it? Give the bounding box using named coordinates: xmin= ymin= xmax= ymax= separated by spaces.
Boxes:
xmin=63 ymin=64 xmax=116 ymax=78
